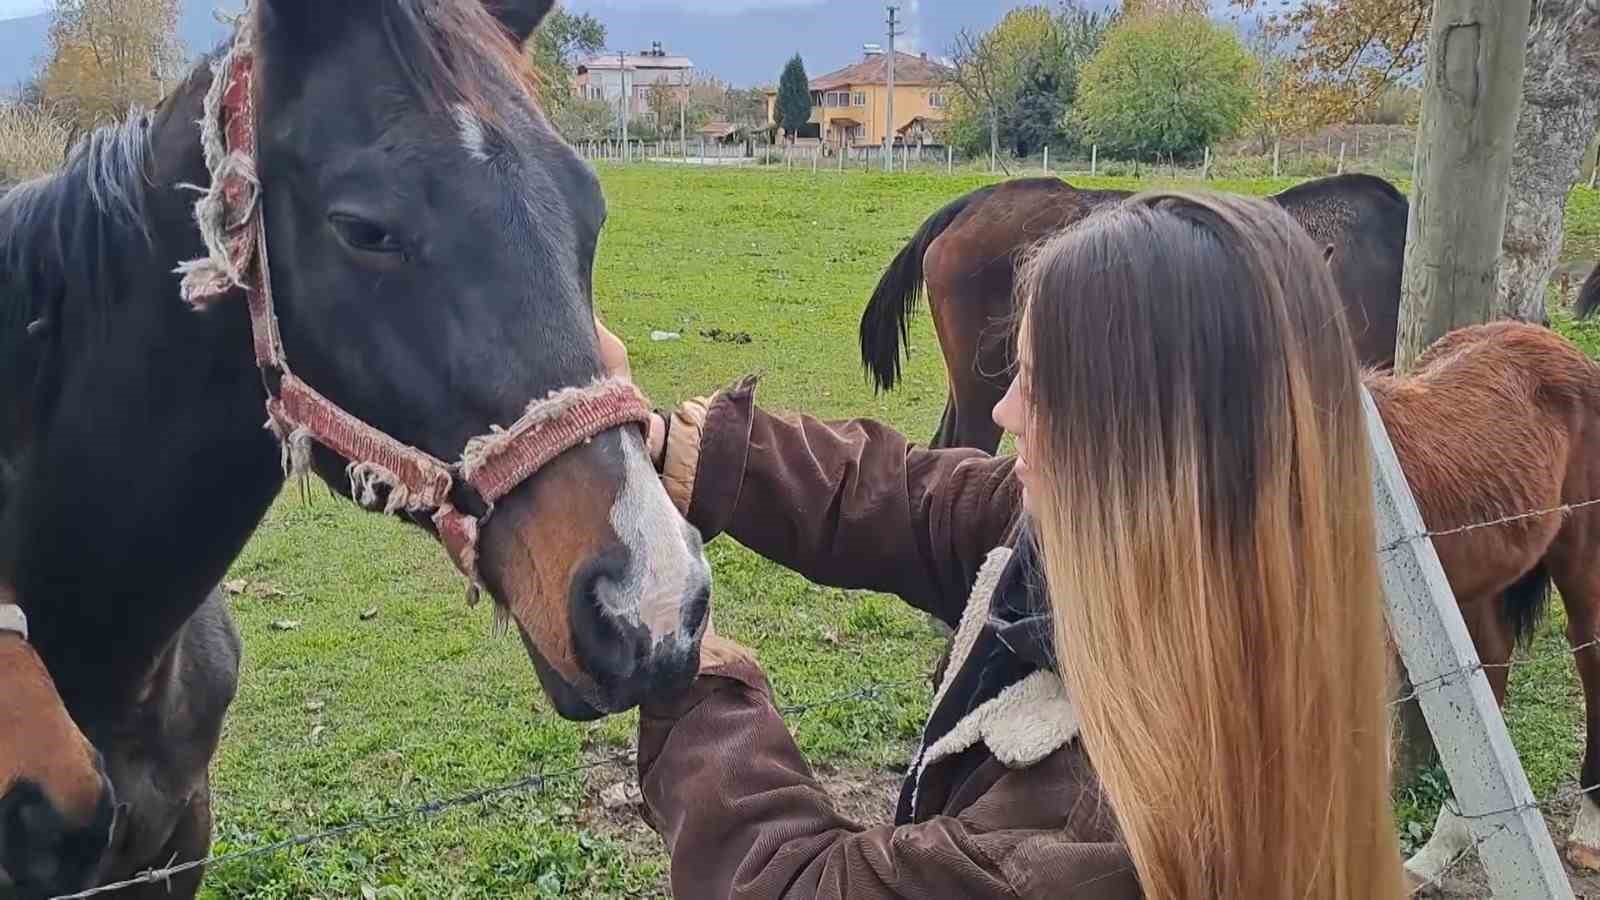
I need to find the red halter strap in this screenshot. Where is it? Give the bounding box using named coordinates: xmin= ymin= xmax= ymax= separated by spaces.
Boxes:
xmin=181 ymin=33 xmax=649 ymax=589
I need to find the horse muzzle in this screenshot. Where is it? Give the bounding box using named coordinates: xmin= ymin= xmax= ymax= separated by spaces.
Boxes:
xmin=480 ymin=427 xmax=712 ymax=719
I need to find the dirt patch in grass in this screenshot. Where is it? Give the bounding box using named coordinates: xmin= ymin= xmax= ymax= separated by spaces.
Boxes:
xmin=577 ymin=752 xmax=904 ymax=898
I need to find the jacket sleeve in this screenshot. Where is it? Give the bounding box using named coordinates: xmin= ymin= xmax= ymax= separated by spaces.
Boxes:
xmin=658 ymin=377 xmax=1022 ymax=628
xmin=637 ymin=655 xmax=1136 ymax=900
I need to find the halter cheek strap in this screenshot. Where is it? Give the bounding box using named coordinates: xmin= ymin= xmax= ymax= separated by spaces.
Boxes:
xmin=174 ymin=19 xmax=650 ymax=593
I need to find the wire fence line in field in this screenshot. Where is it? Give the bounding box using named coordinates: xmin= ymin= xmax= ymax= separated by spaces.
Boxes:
xmin=47 ymin=486 xmax=1600 ymax=898
xmin=569 ymin=128 xmax=1426 ymax=184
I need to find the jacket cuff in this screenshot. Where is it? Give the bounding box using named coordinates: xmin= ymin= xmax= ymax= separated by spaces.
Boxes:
xmin=637 ymin=654 xmax=773 ymax=778
xmin=682 ymin=375 xmax=760 ymax=540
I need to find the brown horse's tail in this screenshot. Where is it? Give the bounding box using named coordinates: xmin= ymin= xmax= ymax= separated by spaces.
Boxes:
xmin=1577 ymin=265 xmax=1600 ymax=320
xmin=860 ymin=187 xmax=990 ymax=394
xmin=1504 ymin=562 xmax=1553 ymax=648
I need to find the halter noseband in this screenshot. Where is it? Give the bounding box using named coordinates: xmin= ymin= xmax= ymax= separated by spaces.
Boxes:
xmin=175 ymin=23 xmax=649 ymax=593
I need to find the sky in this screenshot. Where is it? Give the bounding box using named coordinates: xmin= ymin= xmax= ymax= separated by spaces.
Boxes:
xmin=1 ymin=0 xmax=1258 ymax=88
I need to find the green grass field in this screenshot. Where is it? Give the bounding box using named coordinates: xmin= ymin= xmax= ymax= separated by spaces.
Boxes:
xmin=199 ymin=166 xmax=1600 ymax=898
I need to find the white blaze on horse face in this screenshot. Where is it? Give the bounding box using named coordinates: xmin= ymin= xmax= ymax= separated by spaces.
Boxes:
xmin=454 ymin=104 xmax=491 ymax=163
xmin=603 ymin=431 xmax=710 ymax=648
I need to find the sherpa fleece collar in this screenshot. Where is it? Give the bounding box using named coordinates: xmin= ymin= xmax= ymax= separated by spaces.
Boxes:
xmin=894 ymin=533 xmax=1080 ymax=824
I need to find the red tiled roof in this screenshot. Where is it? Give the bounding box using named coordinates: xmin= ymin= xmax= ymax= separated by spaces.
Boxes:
xmin=811 ymin=51 xmax=953 ymax=91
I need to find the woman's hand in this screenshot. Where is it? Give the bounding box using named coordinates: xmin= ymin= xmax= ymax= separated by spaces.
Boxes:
xmin=595 ymin=315 xmax=667 ymax=468
xmin=595 ymin=315 xmax=631 ymax=380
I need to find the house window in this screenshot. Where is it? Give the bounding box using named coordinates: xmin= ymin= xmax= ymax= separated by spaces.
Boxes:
xmin=852 ymin=91 xmax=866 ymax=106
xmin=635 ymin=85 xmax=652 ymax=99
xmin=928 ymin=92 xmax=948 ymax=109
xmin=824 ymin=91 xmax=854 ymax=108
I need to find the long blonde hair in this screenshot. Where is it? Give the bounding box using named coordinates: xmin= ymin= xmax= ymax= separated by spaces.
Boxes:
xmin=1022 ymin=192 xmax=1403 ymax=899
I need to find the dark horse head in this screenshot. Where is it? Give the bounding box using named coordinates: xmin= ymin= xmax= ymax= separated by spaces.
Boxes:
xmin=0 ymin=0 xmax=709 ymax=722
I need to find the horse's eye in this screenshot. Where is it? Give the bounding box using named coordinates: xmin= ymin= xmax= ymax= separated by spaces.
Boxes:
xmin=328 ymin=213 xmax=404 ymax=256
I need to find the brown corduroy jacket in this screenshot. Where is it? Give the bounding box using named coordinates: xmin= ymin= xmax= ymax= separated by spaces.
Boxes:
xmin=635 ymin=377 xmax=1142 ymax=900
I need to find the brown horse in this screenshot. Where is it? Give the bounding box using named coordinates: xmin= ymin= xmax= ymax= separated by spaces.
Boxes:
xmin=0 ymin=586 xmax=115 ymax=900
xmin=861 ymin=174 xmax=1408 ymax=452
xmin=1367 ymin=322 xmax=1600 ymax=877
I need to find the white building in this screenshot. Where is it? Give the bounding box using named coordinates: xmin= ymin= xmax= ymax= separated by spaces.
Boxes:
xmin=574 ymin=42 xmax=695 ymax=118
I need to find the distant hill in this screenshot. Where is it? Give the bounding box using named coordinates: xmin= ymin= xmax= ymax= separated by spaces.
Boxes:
xmin=0 ymin=3 xmax=232 ymax=97
xmin=0 ymin=13 xmax=48 ymax=95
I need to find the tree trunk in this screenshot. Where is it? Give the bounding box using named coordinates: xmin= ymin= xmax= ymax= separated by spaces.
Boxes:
xmin=989 ymin=107 xmax=1000 ymax=174
xmin=1495 ymin=0 xmax=1600 ymax=324
xmin=1395 ymin=0 xmax=1532 ymax=372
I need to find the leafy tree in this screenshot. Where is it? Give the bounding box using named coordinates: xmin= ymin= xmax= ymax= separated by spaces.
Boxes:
xmin=526 ymin=9 xmax=605 ymax=113
xmin=1231 ymin=0 xmax=1428 ymax=125
xmin=1246 ymin=27 xmax=1314 ymax=152
xmin=646 ymin=81 xmax=681 ymax=136
xmin=551 ymin=97 xmax=616 ymax=143
xmin=1123 ymin=0 xmax=1209 ymax=15
xmin=776 ymin=54 xmax=812 ymax=141
xmin=1074 ymin=13 xmax=1257 ymax=161
xmin=40 ymin=0 xmax=185 ymax=132
xmin=945 ymin=3 xmax=1114 ymax=162
xmin=725 ymin=86 xmax=770 ymax=127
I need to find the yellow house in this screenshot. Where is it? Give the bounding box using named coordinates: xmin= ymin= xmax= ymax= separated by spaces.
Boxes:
xmin=765 ymin=50 xmax=954 ymax=149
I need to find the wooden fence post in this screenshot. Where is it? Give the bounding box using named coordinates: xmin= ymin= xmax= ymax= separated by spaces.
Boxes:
xmin=1090 ymin=144 xmax=1098 ymax=176
xmin=1043 ymin=146 xmax=1050 ymax=174
xmin=947 ymin=145 xmax=954 ymax=174
xmin=1202 ymin=146 xmax=1211 ymax=179
xmin=1273 ymin=139 xmax=1281 ymax=178
xmin=1362 ymin=387 xmax=1573 ymax=898
xmin=1337 ymin=141 xmax=1347 ymax=175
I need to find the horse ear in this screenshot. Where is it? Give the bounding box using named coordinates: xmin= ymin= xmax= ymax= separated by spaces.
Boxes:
xmin=483 ymin=0 xmax=556 ymax=45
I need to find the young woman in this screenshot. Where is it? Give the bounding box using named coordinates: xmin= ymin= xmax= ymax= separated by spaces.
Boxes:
xmin=602 ymin=191 xmax=1405 ymax=899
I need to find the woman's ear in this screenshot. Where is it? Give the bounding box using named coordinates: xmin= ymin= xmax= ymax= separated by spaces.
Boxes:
xmin=1324 ymin=243 xmax=1336 ymax=266
xmin=483 ymin=0 xmax=557 ymax=46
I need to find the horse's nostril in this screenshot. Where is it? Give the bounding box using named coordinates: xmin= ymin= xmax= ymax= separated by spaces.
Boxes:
xmin=569 ymin=545 xmax=643 ymax=691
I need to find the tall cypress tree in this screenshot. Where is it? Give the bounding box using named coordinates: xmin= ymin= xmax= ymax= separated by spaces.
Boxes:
xmin=777 ymin=54 xmax=812 ymax=142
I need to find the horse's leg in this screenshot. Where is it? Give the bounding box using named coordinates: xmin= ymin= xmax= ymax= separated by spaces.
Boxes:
xmin=1551 ymin=558 xmax=1600 ymax=870
xmin=953 ymin=376 xmax=1006 ymax=455
xmin=1404 ymin=596 xmax=1515 ymax=887
xmin=931 ymin=390 xmax=958 ymax=450
xmin=127 ymin=784 xmax=213 ymax=900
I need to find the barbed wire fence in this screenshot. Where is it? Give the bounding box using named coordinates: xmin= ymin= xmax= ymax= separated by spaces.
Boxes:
xmin=43 ymin=397 xmax=1600 ymax=898
xmin=46 ymin=678 xmax=925 ymax=900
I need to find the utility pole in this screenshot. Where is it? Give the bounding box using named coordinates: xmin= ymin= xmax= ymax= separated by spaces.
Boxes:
xmin=884 ymin=4 xmax=901 ymax=173
xmin=619 ymin=50 xmax=629 ymax=163
xmin=1394 ymin=0 xmax=1533 ymax=372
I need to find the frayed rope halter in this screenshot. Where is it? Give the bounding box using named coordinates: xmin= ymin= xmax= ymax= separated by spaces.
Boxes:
xmin=174 ymin=17 xmax=650 ymax=598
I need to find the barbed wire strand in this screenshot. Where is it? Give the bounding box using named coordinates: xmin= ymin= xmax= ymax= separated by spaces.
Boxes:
xmin=49 ymin=496 xmax=1600 ymax=899
xmin=1380 ymin=497 xmax=1600 ymax=555
xmin=47 ymin=677 xmax=919 ymax=900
